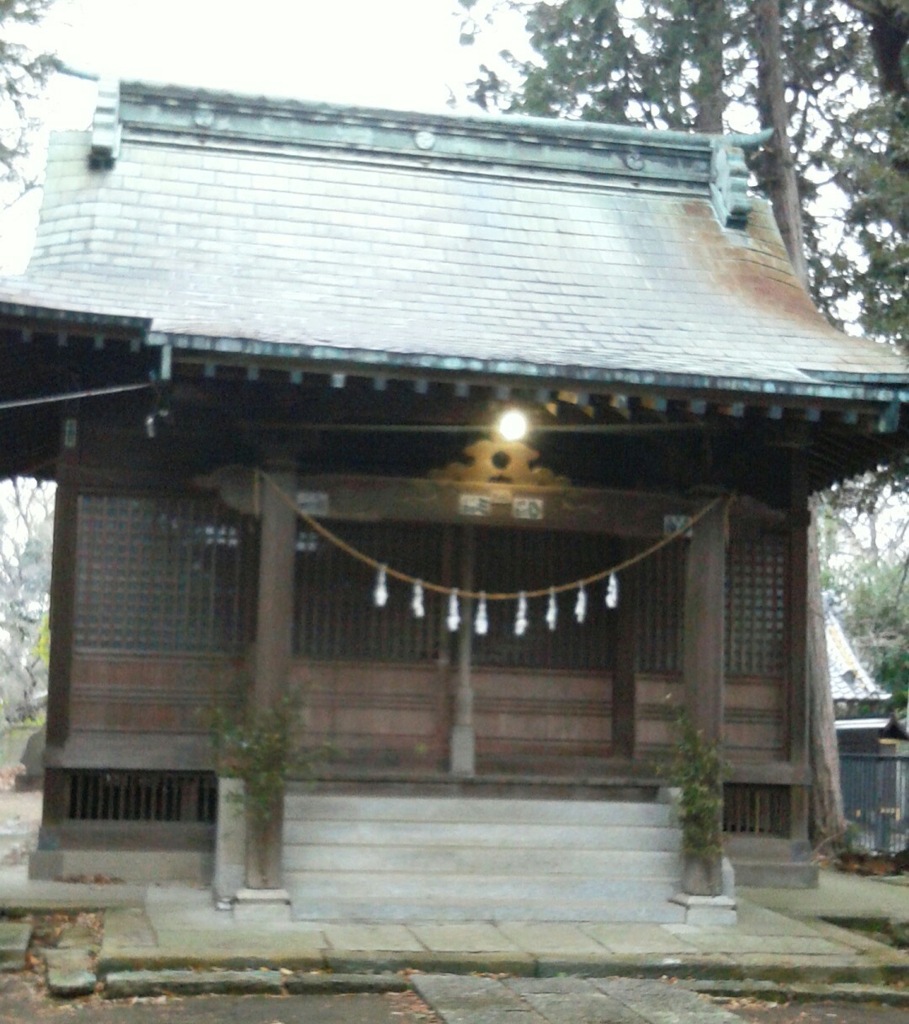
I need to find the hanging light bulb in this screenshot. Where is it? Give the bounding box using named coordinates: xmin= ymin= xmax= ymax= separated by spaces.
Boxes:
xmin=515 ymin=591 xmax=528 ymax=636
xmin=546 ymin=587 xmax=558 ymax=631
xmin=606 ymin=572 xmax=619 ymax=609
xmin=475 ymin=592 xmax=488 ymax=635
xmin=575 ymin=584 xmax=587 ymax=624
xmin=411 ymin=580 xmax=425 ymax=619
xmin=447 ymin=590 xmax=461 ymax=632
xmin=374 ymin=565 xmax=388 ymax=607
xmin=498 ymin=408 xmax=529 ymax=442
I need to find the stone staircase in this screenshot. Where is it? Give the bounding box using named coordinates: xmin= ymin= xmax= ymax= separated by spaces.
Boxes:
xmin=283 ymin=790 xmax=686 ymax=922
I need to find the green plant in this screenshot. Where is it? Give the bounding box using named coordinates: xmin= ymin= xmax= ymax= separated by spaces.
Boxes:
xmin=669 ymin=713 xmax=726 ymax=859
xmin=209 ymin=691 xmax=312 ymax=836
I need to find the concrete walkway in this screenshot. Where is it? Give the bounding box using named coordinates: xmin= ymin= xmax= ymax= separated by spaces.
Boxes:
xmin=1 ymin=865 xmax=909 ymax=1002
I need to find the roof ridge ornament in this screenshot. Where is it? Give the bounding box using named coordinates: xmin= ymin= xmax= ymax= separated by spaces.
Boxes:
xmin=90 ymin=79 xmax=122 ymax=170
xmin=709 ymin=139 xmax=751 ymax=229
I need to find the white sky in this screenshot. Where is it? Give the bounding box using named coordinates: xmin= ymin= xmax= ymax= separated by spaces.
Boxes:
xmin=44 ymin=0 xmax=518 ymax=119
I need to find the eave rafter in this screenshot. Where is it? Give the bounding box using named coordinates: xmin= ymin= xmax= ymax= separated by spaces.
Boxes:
xmin=1 ymin=312 xmax=908 ymax=497
xmin=165 ymin=347 xmax=898 ymax=441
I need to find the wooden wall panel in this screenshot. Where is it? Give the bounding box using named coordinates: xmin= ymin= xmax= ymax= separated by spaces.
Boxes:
xmin=292 ymin=661 xmax=448 ymax=770
xmin=70 ymin=653 xmax=243 ymax=734
xmin=473 ymin=668 xmax=612 ymax=773
xmin=635 ymin=675 xmax=683 ymax=757
xmin=725 ymin=677 xmax=784 ymax=762
xmin=636 ymin=675 xmax=784 ymax=765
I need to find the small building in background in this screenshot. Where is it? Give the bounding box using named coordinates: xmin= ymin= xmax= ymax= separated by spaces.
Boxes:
xmin=826 ymin=598 xmax=891 ymax=722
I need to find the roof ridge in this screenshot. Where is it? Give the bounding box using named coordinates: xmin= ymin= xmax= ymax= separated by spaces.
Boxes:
xmin=90 ymin=79 xmax=763 ymax=227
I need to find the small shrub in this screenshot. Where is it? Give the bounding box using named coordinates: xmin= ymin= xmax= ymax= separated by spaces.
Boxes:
xmin=669 ymin=713 xmax=726 ymax=859
xmin=209 ymin=692 xmax=313 ymax=836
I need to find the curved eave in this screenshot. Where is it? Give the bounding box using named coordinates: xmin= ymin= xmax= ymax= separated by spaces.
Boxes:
xmin=151 ymin=330 xmax=909 ymax=408
xmin=0 ymin=300 xmax=151 ymax=335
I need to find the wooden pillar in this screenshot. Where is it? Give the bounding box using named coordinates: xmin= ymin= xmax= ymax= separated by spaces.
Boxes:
xmin=787 ymin=453 xmax=809 ymax=771
xmin=612 ymin=544 xmax=638 ymax=761
xmin=450 ymin=525 xmax=476 ymax=776
xmin=45 ymin=471 xmax=77 ymax=751
xmin=682 ymin=500 xmax=727 ymax=744
xmin=788 ymin=451 xmax=813 ymax=846
xmin=247 ymin=470 xmax=296 ymax=889
xmin=253 ymin=471 xmax=296 ymax=707
xmin=42 ymin=426 xmax=80 ymax=828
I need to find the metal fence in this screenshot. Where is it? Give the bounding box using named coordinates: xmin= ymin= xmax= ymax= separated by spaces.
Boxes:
xmin=840 ymin=754 xmax=909 ymax=854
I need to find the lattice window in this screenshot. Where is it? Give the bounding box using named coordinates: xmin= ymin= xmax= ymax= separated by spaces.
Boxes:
xmin=295 ymin=523 xmax=617 ymax=671
xmin=635 ymin=544 xmax=685 ymax=674
xmin=296 ymin=521 xmax=446 ymax=662
xmin=471 ymin=526 xmax=617 ymax=671
xmin=726 ymin=533 xmax=786 ymax=677
xmin=723 ymin=783 xmax=791 ymax=837
xmin=65 ymin=770 xmax=217 ymax=823
xmin=75 ymin=494 xmax=249 ymax=652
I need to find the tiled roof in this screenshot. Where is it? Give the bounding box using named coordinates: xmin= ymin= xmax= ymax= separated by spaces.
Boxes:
xmin=1 ymin=81 xmax=907 ymax=393
xmin=826 ymin=604 xmax=890 ymax=704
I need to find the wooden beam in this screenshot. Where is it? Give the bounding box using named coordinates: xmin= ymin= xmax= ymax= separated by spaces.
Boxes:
xmin=201 ymin=467 xmax=717 ymax=538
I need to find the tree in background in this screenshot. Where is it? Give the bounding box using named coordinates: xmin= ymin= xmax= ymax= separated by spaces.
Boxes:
xmin=0 ymin=0 xmax=59 ymax=204
xmin=457 ymin=1 xmax=907 ymax=344
xmin=821 ymin=477 xmax=909 ymax=716
xmin=0 ymin=3 xmax=59 ymax=727
xmin=0 ymin=479 xmax=54 ymax=723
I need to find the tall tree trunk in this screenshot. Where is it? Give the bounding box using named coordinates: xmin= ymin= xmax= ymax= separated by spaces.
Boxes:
xmin=755 ymin=1 xmax=841 ymax=844
xmin=692 ymin=0 xmax=727 ymax=133
xmin=807 ymin=508 xmax=847 ymax=846
xmin=754 ymin=0 xmax=809 ymax=284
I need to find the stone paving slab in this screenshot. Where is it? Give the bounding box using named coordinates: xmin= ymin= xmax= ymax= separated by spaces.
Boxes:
xmin=413 ymin=974 xmax=541 ymax=1024
xmin=535 ymin=953 xmax=741 ymax=980
xmin=733 ymin=902 xmax=822 ymax=937
xmin=805 ymin=916 xmax=902 ymax=953
xmin=663 ymin=928 xmax=845 ymax=955
xmin=103 ymin=968 xmax=285 ymax=999
xmin=498 ymin=922 xmax=612 ymax=955
xmin=415 ymin=974 xmax=747 ymax=1024
xmin=0 ymin=920 xmax=30 ymax=972
xmin=102 ymin=907 xmax=157 ymax=948
xmin=322 ymin=923 xmax=424 ymax=952
xmin=687 ymin=979 xmax=909 ymax=1007
xmin=98 ymin=948 xmax=327 ymax=975
xmin=507 ymin=977 xmax=653 ymax=1024
xmin=595 ymin=976 xmax=744 ymax=1023
xmin=730 ymin=952 xmax=909 ymax=985
xmin=44 ymin=947 xmax=95 ymax=997
xmin=285 ymin=972 xmax=410 ymax=994
xmin=326 ymin=948 xmax=536 ymax=976
xmin=414 ymin=923 xmax=523 ymax=952
xmin=57 ymin=921 xmax=99 ymax=950
xmin=153 ymin=927 xmax=325 ymax=959
xmin=579 ymin=923 xmax=701 ymax=954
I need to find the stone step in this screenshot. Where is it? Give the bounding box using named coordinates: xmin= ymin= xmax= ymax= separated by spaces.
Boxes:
xmin=283 ymin=794 xmax=683 ymax=923
xmin=284 ymin=871 xmax=678 ymax=902
xmin=283 ymin=844 xmax=680 ymax=876
xmin=288 ymin=895 xmax=688 ymax=924
xmin=285 ymin=794 xmax=673 ymax=828
xmin=284 ymin=820 xmax=680 ymax=852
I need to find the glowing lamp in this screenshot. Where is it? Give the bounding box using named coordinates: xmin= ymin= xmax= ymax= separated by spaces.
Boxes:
xmin=498 ymin=409 xmax=529 ymax=442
